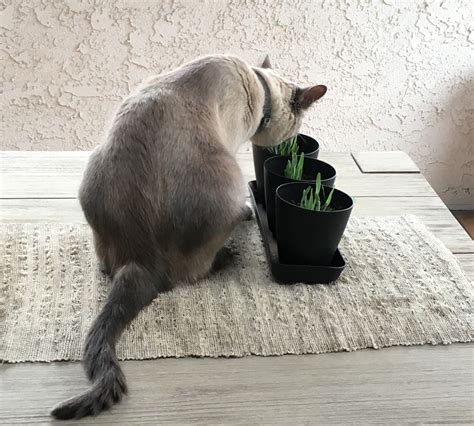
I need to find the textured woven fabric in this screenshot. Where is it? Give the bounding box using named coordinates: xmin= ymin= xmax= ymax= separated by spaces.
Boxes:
xmin=1 ymin=216 xmax=472 ymax=363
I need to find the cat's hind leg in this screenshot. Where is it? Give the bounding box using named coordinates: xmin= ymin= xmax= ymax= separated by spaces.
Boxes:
xmin=92 ymin=230 xmax=113 ymax=277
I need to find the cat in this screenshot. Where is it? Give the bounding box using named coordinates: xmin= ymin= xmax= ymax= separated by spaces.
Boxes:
xmin=50 ymin=54 xmax=327 ymax=419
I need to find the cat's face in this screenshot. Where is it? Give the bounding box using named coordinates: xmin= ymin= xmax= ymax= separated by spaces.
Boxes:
xmin=250 ymin=58 xmax=326 ymax=147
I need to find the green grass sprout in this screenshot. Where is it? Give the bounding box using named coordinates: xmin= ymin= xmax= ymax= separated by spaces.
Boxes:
xmin=267 ymin=135 xmax=299 ymax=156
xmin=299 ymin=172 xmax=335 ymax=211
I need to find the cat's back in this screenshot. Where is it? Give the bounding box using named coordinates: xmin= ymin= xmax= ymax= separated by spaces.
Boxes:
xmin=104 ymin=55 xmax=244 ymax=155
xmin=81 ymin=55 xmax=246 ymax=225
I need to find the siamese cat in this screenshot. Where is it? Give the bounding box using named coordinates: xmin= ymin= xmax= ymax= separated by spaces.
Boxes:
xmin=51 ymin=54 xmax=327 ymax=419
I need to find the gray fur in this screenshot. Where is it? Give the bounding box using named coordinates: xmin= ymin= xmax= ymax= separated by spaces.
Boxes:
xmin=51 ymin=54 xmax=326 ymax=419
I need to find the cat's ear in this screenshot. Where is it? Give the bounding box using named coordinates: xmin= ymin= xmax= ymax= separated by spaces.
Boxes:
xmin=294 ymin=85 xmax=327 ymax=110
xmin=261 ymin=54 xmax=272 ymax=69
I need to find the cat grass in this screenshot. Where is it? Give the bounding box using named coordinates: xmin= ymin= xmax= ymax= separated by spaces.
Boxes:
xmin=299 ymin=173 xmax=334 ymax=211
xmin=267 ymin=135 xmax=299 ymax=156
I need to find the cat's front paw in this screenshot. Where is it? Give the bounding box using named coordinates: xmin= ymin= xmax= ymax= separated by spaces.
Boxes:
xmin=241 ymin=204 xmax=253 ymax=221
xmin=211 ymin=246 xmax=236 ymax=273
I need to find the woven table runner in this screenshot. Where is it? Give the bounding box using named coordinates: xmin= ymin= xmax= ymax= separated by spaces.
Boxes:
xmin=1 ymin=216 xmax=472 ymax=362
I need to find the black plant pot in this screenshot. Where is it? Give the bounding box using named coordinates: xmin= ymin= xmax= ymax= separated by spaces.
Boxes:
xmin=276 ymin=182 xmax=353 ymax=266
xmin=264 ymin=156 xmax=336 ymax=234
xmin=252 ymin=133 xmax=319 ymax=204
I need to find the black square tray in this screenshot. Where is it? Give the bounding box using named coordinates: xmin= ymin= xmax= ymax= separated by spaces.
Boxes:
xmin=248 ymin=180 xmax=346 ymax=284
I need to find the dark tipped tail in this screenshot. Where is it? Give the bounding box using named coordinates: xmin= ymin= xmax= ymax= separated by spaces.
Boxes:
xmin=51 ymin=261 xmax=169 ymax=420
xmin=50 ymin=366 xmax=126 ymax=420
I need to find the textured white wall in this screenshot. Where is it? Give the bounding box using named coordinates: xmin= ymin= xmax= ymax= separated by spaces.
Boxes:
xmin=1 ymin=0 xmax=473 ymax=208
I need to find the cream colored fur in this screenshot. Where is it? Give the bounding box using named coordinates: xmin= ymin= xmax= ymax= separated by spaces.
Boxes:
xmin=51 ymin=54 xmax=326 ymax=420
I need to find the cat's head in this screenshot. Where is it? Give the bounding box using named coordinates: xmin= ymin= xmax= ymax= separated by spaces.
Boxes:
xmin=250 ymin=55 xmax=327 ymax=147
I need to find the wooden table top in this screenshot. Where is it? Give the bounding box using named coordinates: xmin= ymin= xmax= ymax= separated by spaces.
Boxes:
xmin=1 ymin=149 xmax=472 ymax=275
xmin=1 ymin=148 xmax=473 ymax=423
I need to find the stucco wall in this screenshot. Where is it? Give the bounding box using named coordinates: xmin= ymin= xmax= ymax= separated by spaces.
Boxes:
xmin=1 ymin=0 xmax=473 ymax=208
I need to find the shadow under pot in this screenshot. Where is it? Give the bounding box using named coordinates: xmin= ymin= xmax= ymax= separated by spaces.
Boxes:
xmin=252 ymin=133 xmax=319 ymax=205
xmin=264 ymin=155 xmax=336 ymax=235
xmin=275 ymin=182 xmax=353 ymax=266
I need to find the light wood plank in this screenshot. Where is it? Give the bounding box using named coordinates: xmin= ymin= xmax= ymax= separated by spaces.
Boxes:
xmin=0 ymin=151 xmax=90 ymax=174
xmin=352 ymin=196 xmax=474 ymax=254
xmin=238 ymin=151 xmax=433 ymax=197
xmin=0 ymin=151 xmax=361 ymax=174
xmin=237 ymin=147 xmax=363 ymax=177
xmin=0 ymin=151 xmax=436 ymax=198
xmin=0 ymin=175 xmax=82 ymax=199
xmin=2 ymin=150 xmax=362 ymax=197
xmin=0 ymin=198 xmax=86 ymax=222
xmin=0 ymin=150 xmax=362 ymax=177
xmin=1 ymin=345 xmax=473 ymax=424
xmin=2 ymin=196 xmax=471 ymax=253
xmin=352 ymin=151 xmax=420 ymax=173
xmin=1 ymin=173 xmax=436 ymax=199
xmin=333 ymin=174 xmax=435 ymax=197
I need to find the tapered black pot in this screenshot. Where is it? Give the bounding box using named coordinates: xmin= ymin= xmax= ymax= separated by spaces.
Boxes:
xmin=276 ymin=182 xmax=353 ymax=266
xmin=252 ymin=133 xmax=319 ymax=204
xmin=264 ymin=156 xmax=336 ymax=234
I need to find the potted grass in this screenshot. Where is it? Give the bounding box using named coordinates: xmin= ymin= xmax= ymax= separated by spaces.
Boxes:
xmin=275 ymin=174 xmax=353 ymax=266
xmin=264 ymin=152 xmax=336 ymax=234
xmin=253 ymin=133 xmax=319 ymax=202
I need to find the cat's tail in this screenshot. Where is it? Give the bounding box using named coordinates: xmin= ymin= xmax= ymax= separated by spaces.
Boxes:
xmin=51 ymin=261 xmax=169 ymax=420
